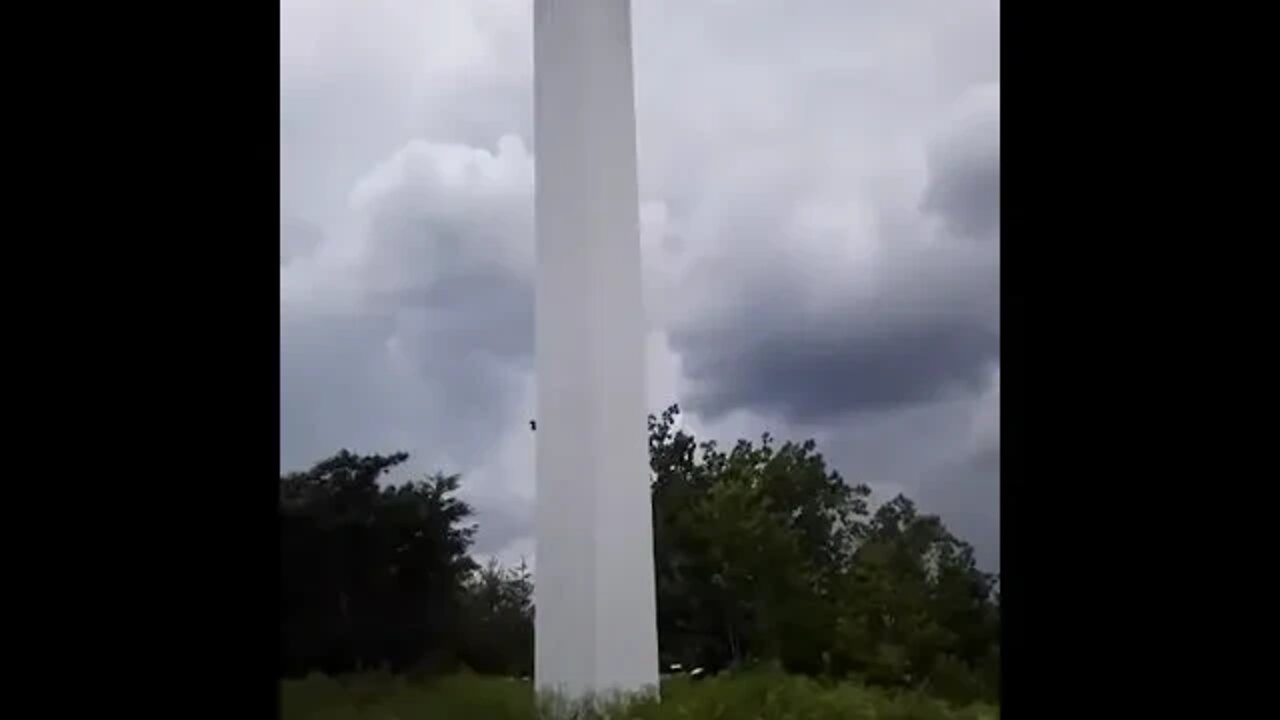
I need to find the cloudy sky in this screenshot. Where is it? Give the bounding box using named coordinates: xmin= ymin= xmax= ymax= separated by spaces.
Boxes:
xmin=280 ymin=0 xmax=1000 ymax=571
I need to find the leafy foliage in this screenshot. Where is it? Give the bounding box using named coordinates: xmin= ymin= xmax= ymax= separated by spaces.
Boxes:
xmin=646 ymin=405 xmax=998 ymax=702
xmin=280 ymin=670 xmax=1000 ymax=720
xmin=281 ymin=407 xmax=999 ymax=704
xmin=458 ymin=558 xmax=535 ymax=676
xmin=280 ymin=451 xmax=478 ymax=676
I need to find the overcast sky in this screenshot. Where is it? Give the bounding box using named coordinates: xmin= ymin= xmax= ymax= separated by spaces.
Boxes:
xmin=280 ymin=0 xmax=1000 ymax=571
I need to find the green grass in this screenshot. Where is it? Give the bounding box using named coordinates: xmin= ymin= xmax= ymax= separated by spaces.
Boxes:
xmin=281 ymin=670 xmax=999 ymax=720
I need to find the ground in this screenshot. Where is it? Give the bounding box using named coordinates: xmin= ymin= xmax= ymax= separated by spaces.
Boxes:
xmin=281 ymin=670 xmax=1000 ymax=720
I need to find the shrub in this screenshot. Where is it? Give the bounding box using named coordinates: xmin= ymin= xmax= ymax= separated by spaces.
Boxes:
xmin=282 ymin=671 xmax=999 ymax=720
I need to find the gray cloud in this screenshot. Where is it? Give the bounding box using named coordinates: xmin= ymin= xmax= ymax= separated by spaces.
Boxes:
xmin=677 ymin=304 xmax=998 ymax=424
xmin=280 ymin=0 xmax=1000 ymax=570
xmin=670 ymin=87 xmax=1000 ymax=425
xmin=280 ymin=216 xmax=324 ymax=265
xmin=470 ymin=497 xmax=533 ymax=555
xmin=917 ymin=447 xmax=1000 ymax=571
xmin=922 ymin=85 xmax=1002 ymax=241
xmin=279 ymin=311 xmax=400 ymax=472
xmin=280 ymin=134 xmax=534 ymax=474
xmin=386 ymin=269 xmax=532 ymax=362
xmin=923 ymin=149 xmax=1000 ymax=241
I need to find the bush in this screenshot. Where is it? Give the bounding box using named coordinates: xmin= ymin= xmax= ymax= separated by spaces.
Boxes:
xmin=925 ymin=655 xmax=988 ymax=707
xmin=281 ymin=670 xmax=999 ymax=720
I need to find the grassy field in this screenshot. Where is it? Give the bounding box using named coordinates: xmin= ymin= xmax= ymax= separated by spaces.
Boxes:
xmin=281 ymin=670 xmax=999 ymax=720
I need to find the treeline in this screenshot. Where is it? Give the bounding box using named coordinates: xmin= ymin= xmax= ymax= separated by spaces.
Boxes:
xmin=280 ymin=405 xmax=999 ymax=704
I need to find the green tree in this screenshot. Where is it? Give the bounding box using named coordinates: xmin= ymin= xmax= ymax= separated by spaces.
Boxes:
xmin=831 ymin=495 xmax=998 ymax=700
xmin=280 ymin=450 xmax=477 ymax=676
xmin=279 ymin=413 xmax=1000 ymax=704
xmin=458 ymin=558 xmax=535 ymax=676
xmin=647 ymin=405 xmax=872 ymax=674
xmin=645 ymin=406 xmax=998 ymax=700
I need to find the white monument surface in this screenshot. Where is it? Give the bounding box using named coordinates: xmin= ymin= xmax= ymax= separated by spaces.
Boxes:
xmin=533 ymin=0 xmax=660 ymax=702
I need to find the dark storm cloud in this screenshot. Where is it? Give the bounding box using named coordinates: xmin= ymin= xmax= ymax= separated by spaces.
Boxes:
xmin=281 ymin=0 xmax=1001 ymax=568
xmin=922 ymin=154 xmax=999 ymax=241
xmin=671 ymin=89 xmax=1000 ymax=425
xmin=921 ymin=103 xmax=1000 ymax=241
xmin=678 ymin=310 xmax=997 ymax=424
xmin=671 ymin=232 xmax=998 ymax=425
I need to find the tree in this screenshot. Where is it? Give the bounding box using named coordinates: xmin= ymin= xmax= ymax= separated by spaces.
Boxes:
xmin=279 ymin=415 xmax=1000 ymax=703
xmin=830 ymin=495 xmax=998 ymax=698
xmin=457 ymin=558 xmax=535 ymax=676
xmin=280 ymin=451 xmax=477 ymax=676
xmin=647 ymin=405 xmax=872 ymax=675
xmin=645 ymin=405 xmax=998 ymax=700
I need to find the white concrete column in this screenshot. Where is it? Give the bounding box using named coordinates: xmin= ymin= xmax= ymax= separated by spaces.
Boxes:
xmin=533 ymin=0 xmax=659 ymax=703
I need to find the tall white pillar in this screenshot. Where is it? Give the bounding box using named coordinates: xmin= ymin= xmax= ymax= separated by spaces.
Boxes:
xmin=533 ymin=0 xmax=659 ymax=702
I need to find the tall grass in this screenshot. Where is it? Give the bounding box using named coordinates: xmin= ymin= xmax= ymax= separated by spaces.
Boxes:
xmin=281 ymin=669 xmax=999 ymax=720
